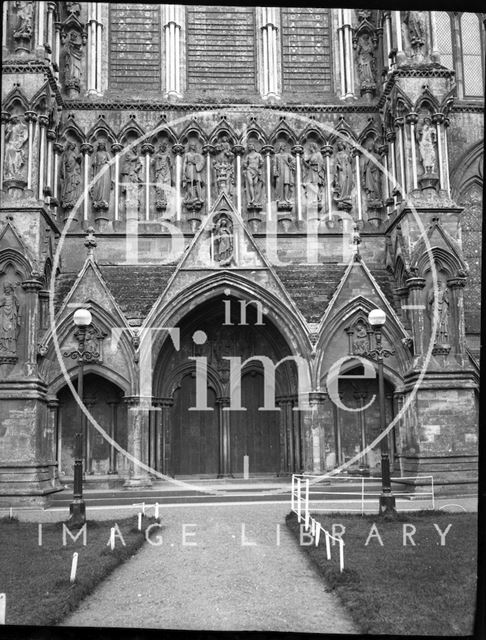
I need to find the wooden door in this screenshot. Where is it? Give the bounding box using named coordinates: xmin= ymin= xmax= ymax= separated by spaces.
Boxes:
xmin=230 ymin=372 xmax=280 ymax=474
xmin=172 ymin=374 xmax=219 ymax=475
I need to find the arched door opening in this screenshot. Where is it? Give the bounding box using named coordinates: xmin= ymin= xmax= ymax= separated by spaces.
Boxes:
xmin=153 ymin=294 xmax=299 ymax=478
xmin=57 ymin=373 xmax=127 ymax=478
xmin=327 ymin=365 xmax=398 ymax=474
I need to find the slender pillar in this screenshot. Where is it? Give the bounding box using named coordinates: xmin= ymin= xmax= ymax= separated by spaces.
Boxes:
xmin=96 ymin=3 xmax=103 ymax=93
xmin=83 ymin=398 xmax=95 ymax=475
xmin=37 ymin=115 xmax=48 ymax=200
xmin=292 ymin=145 xmax=303 ymax=222
xmin=36 ymin=2 xmax=46 ymax=53
xmin=57 ymin=401 xmax=63 ymax=476
xmin=53 ymin=141 xmax=63 ymax=209
xmin=111 ymin=143 xmax=122 ymax=222
xmin=218 ymin=398 xmax=232 ymax=478
xmin=160 ymin=399 xmax=173 ymax=476
xmin=54 ymin=22 xmax=61 ymax=80
xmin=46 ymin=1 xmax=55 ymax=62
xmin=337 ymin=10 xmax=346 ymax=97
xmin=260 ymin=7 xmax=279 ymax=100
xmin=447 ymin=277 xmax=468 ymax=362
xmin=46 ymin=398 xmax=59 ymax=483
xmin=45 ymin=128 xmax=55 ymax=198
xmin=123 ymin=397 xmax=153 ymax=487
xmin=443 ymin=117 xmax=451 ymax=196
xmin=322 ymin=144 xmax=333 ymax=217
xmin=406 ymin=276 xmax=427 ymax=357
xmin=406 ymin=113 xmax=419 ymax=190
xmin=107 ymin=401 xmax=118 ymax=474
xmin=355 ymin=392 xmax=369 ymax=473
xmin=380 ymin=144 xmax=390 ymax=207
xmin=202 ymin=143 xmax=213 ymax=212
xmin=277 ymin=398 xmax=288 ymax=474
xmin=395 ymin=117 xmax=406 ymax=194
xmin=141 ymin=142 xmax=154 ymax=221
xmin=353 ymin=148 xmax=362 ymax=219
xmin=393 ymin=10 xmax=405 ymax=65
xmin=292 ymin=398 xmax=302 ymax=473
xmin=2 ymin=3 xmax=8 ymax=53
xmin=21 ymin=274 xmax=43 ymax=376
xmin=172 ymin=144 xmax=184 ymax=222
xmin=80 ymin=143 xmax=93 ymax=222
xmin=163 ymin=5 xmax=183 ymax=99
xmin=0 ymin=112 xmax=9 ymax=192
xmin=262 ymin=144 xmax=274 ymax=221
xmin=233 ymin=144 xmax=244 ymax=215
xmin=285 ymin=399 xmax=294 ymax=473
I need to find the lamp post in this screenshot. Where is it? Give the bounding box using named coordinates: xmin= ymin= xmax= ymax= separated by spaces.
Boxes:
xmin=367 ymin=309 xmax=397 ymax=516
xmin=63 ymin=308 xmax=99 ymax=527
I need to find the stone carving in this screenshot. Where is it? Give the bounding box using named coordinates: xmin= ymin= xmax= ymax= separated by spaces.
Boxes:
xmin=13 ymin=1 xmax=34 ymax=52
xmin=213 ymin=214 xmax=234 ymax=267
xmin=427 ymin=280 xmax=450 ymax=344
xmin=213 ymin=135 xmax=235 ymax=197
xmin=352 ymin=319 xmax=370 ymax=355
xmin=273 ymin=143 xmax=296 ymax=210
xmin=90 ymin=141 xmax=112 ymax=211
xmin=361 ymin=140 xmax=383 ymax=207
xmin=333 ymin=141 xmax=353 ymax=210
xmin=153 ymin=142 xmax=172 ymax=211
xmin=61 ymin=31 xmax=84 ymax=94
xmin=121 ymin=147 xmax=143 ymax=215
xmin=243 ymin=143 xmax=264 ymax=209
xmin=66 ymin=1 xmax=81 ymax=16
xmin=60 ymin=141 xmax=82 ymax=209
xmin=4 ymin=116 xmax=28 ymax=184
xmin=404 ymin=11 xmax=427 ymax=62
xmin=303 ymin=142 xmax=326 ymax=206
xmin=182 ymin=142 xmax=204 ymax=209
xmin=353 ymin=12 xmax=378 ymax=97
xmin=0 ymin=282 xmax=21 ymax=358
xmin=417 ymin=117 xmax=437 ymax=175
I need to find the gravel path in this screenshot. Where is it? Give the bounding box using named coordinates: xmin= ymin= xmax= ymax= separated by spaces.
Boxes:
xmin=61 ymin=503 xmax=357 ymax=633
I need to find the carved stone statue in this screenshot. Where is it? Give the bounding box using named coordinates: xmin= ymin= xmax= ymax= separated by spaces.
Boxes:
xmin=417 ymin=117 xmax=437 ymax=175
xmin=361 ymin=141 xmax=382 ymax=205
xmin=213 ymin=135 xmax=234 ymax=197
xmin=352 ymin=319 xmax=369 ymax=355
xmin=213 ymin=215 xmax=234 ymax=266
xmin=61 ymin=30 xmax=83 ymax=93
xmin=333 ymin=140 xmax=353 ymax=210
xmin=4 ymin=116 xmax=28 ymax=183
xmin=404 ymin=11 xmax=427 ymax=62
xmin=90 ymin=141 xmax=112 ymax=210
xmin=121 ymin=147 xmax=142 ymax=214
xmin=303 ymin=142 xmax=326 ymax=205
xmin=182 ymin=142 xmax=204 ymax=206
xmin=0 ymin=282 xmax=21 ymax=357
xmin=153 ymin=142 xmax=172 ymax=210
xmin=243 ymin=143 xmax=264 ymax=208
xmin=427 ymin=280 xmax=450 ymax=344
xmin=273 ymin=143 xmax=296 ymax=208
xmin=13 ymin=1 xmax=34 ymax=48
xmin=60 ymin=141 xmax=82 ymax=209
xmin=356 ymin=33 xmax=376 ymax=91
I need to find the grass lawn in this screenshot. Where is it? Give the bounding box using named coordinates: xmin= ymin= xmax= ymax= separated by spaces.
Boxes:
xmin=286 ymin=510 xmax=477 ymax=636
xmin=0 ymin=514 xmax=160 ymax=626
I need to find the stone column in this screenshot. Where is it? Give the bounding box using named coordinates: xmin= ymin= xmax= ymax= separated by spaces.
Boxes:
xmin=123 ymin=396 xmax=152 ymax=488
xmin=172 ymin=143 xmax=184 ymax=222
xmin=0 ymin=111 xmax=9 ymax=192
xmin=163 ymin=4 xmax=184 ymax=99
xmin=353 ymin=147 xmax=362 ymax=219
xmin=202 ymin=143 xmax=214 ymax=212
xmin=107 ymin=400 xmax=118 ymax=474
xmin=24 ymin=111 xmax=37 ymax=193
xmin=52 ymin=140 xmax=63 ymax=212
xmin=442 ymin=115 xmax=451 ymax=197
xmin=354 ymin=392 xmax=370 ymax=473
xmin=46 ymin=397 xmax=59 ymax=484
xmin=405 ymin=276 xmax=426 ymax=359
xmin=291 ymin=144 xmax=303 ymax=223
xmin=262 ymin=144 xmax=274 ymax=222
xmin=45 ymin=1 xmax=55 ymax=62
xmin=158 ymin=398 xmax=173 ymax=476
xmin=80 ymin=142 xmax=93 ymax=226
xmin=343 ymin=9 xmax=355 ymax=99
xmin=394 ymin=116 xmax=406 ymax=195
xmin=386 ymin=130 xmax=398 ymax=204
xmin=45 ymin=128 xmax=55 ymax=202
xmin=141 ymin=142 xmax=154 ymax=223
xmin=406 ymin=112 xmax=419 ymax=192
xmin=276 ymin=397 xmax=288 ymax=474
xmin=292 ymin=397 xmax=302 ymax=473
xmin=217 ymin=397 xmax=232 ymax=478
xmin=259 ymin=7 xmax=280 ymax=101
xmin=285 ymin=398 xmax=295 ymax=473
xmin=232 ymin=144 xmax=244 ymax=215
xmin=447 ymin=276 xmax=467 ymax=365
xmin=392 ymin=11 xmax=406 ymax=66
xmin=322 ymin=143 xmax=333 ymax=217
xmin=37 ymin=115 xmax=48 ymax=201
xmin=53 ymin=20 xmax=61 ymax=81
xmin=35 ymin=1 xmax=46 ymax=55
xmin=302 ymin=392 xmax=327 ymax=473
xmin=21 ymin=273 xmax=43 ymax=376
xmin=83 ymin=398 xmax=96 ymax=475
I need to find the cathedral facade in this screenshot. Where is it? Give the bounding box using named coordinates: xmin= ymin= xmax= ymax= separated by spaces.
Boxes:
xmin=0 ymin=4 xmax=483 ymax=503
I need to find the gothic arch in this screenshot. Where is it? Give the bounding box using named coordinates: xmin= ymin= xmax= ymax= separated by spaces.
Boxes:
xmin=48 ymin=362 xmax=131 ymax=397
xmin=450 ymin=139 xmax=484 ymax=199
xmin=88 ymin=117 xmax=117 ymax=145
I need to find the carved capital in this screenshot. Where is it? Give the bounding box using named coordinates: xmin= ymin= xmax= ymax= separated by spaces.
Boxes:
xmin=80 ymin=142 xmax=93 ymax=155
xmin=447 ymin=276 xmax=467 ymax=289
xmin=405 ymin=112 xmax=419 ymax=125
xmin=261 ymin=144 xmax=274 ymax=155
xmin=141 ymin=142 xmax=154 ymax=155
xmin=405 ymin=276 xmax=426 ymax=290
xmin=21 ymin=277 xmax=43 ymax=293
xmin=172 ymin=143 xmax=185 ymax=156
xmin=38 ymin=115 xmax=49 ymax=128
xmin=232 ymin=144 xmax=245 ymax=156
xmin=24 ymin=110 xmax=38 ymax=123
xmin=291 ymin=144 xmax=304 ymax=156
xmin=321 ymin=143 xmax=333 ymax=157
xmin=1 ymin=111 xmax=11 ymax=124
xmin=202 ymin=143 xmax=215 ymax=155
xmin=53 ymin=141 xmax=64 ymax=155
xmin=432 ymin=112 xmax=445 ymax=125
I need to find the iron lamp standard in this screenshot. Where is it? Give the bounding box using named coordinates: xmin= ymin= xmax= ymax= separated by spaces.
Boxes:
xmin=367 ymin=309 xmax=397 ymax=516
xmin=63 ymin=308 xmax=99 ymax=527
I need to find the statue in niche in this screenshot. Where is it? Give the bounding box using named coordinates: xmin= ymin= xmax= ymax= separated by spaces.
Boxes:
xmin=333 ymin=140 xmax=353 ymax=210
xmin=352 ymin=319 xmax=369 ymax=356
xmin=4 ymin=116 xmax=28 ymax=183
xmin=182 ymin=142 xmax=204 ymax=207
xmin=303 ymin=142 xmax=326 ymax=205
xmin=60 ymin=141 xmax=82 ymax=209
xmin=0 ymin=282 xmax=21 ymax=357
xmin=153 ymin=142 xmax=172 ymax=210
xmin=361 ymin=140 xmax=383 ymax=205
xmin=273 ymin=143 xmax=296 ymax=209
xmin=13 ymin=1 xmax=34 ymax=42
xmin=121 ymin=147 xmax=143 ymax=214
xmin=243 ymin=143 xmax=264 ymax=208
xmin=213 ymin=215 xmax=234 ymax=267
xmin=61 ymin=30 xmax=83 ymax=92
xmin=213 ymin=135 xmax=235 ymax=197
xmin=404 ymin=11 xmax=427 ymax=47
xmin=90 ymin=141 xmax=112 ymax=210
xmin=356 ymin=32 xmax=377 ymax=91
xmin=417 ymin=117 xmax=437 ymax=175
xmin=427 ymin=280 xmax=450 ymax=344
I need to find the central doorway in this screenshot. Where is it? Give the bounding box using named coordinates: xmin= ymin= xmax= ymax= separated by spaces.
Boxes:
xmin=153 ymin=294 xmax=297 ymax=477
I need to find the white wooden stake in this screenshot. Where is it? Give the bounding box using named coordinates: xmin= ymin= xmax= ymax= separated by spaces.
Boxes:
xmin=137 ymin=512 xmax=142 ymax=530
xmin=339 ymin=540 xmax=344 ymax=572
xmin=325 ymin=531 xmax=331 ymax=560
xmin=110 ymin=527 xmax=115 ymax=550
xmin=0 ymin=593 xmax=5 ymax=625
xmin=243 ymin=455 xmax=249 ymax=480
xmin=155 ymin=502 xmax=159 ymax=519
xmin=9 ymin=507 xmax=12 ymax=520
xmin=315 ymin=523 xmax=321 ymax=547
xmin=38 ymin=523 xmax=43 ymax=546
xmin=70 ymin=552 xmax=79 ymax=583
